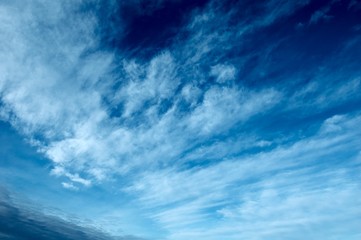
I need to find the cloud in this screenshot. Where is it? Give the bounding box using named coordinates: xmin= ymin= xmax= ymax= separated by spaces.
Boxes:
xmin=0 ymin=0 xmax=110 ymax=136
xmin=187 ymin=87 xmax=280 ymax=135
xmin=61 ymin=182 xmax=79 ymax=191
xmin=309 ymin=5 xmax=333 ymax=25
xmin=1 ymin=0 xmax=361 ymax=239
xmin=0 ymin=0 xmax=117 ymax=185
xmin=0 ymin=188 xmax=142 ymax=240
xmin=348 ymin=0 xmax=361 ymax=11
xmin=117 ymin=51 xmax=179 ymax=118
xmin=210 ymin=64 xmax=236 ymax=83
xmin=0 ymin=0 xmax=287 ymax=187
xmin=125 ymin=113 xmax=361 ymax=239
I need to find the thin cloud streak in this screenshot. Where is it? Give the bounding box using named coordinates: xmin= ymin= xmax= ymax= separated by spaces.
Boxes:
xmin=125 ymin=113 xmax=361 ymax=239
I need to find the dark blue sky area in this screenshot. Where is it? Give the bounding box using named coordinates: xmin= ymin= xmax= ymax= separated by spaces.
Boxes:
xmin=100 ymin=0 xmax=210 ymax=57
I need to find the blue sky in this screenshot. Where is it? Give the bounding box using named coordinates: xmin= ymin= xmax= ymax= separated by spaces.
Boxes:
xmin=0 ymin=0 xmax=361 ymax=239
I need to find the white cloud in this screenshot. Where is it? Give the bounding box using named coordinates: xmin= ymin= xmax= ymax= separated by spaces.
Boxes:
xmin=187 ymin=87 xmax=280 ymax=135
xmin=181 ymin=84 xmax=202 ymax=106
xmin=61 ymin=182 xmax=79 ymax=191
xmin=125 ymin=114 xmax=361 ymax=239
xmin=0 ymin=0 xmax=355 ymax=190
xmin=210 ymin=64 xmax=236 ymax=83
xmin=0 ymin=0 xmax=114 ymax=184
xmin=1 ymin=1 xmax=361 ymax=239
xmin=117 ymin=51 xmax=179 ymax=118
xmin=289 ymin=75 xmax=361 ymax=111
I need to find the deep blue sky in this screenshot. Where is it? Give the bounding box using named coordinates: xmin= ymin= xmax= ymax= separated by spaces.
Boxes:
xmin=0 ymin=0 xmax=361 ymax=239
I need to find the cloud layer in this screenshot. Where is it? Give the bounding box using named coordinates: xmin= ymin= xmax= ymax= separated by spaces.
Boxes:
xmin=0 ymin=0 xmax=361 ymax=239
xmin=0 ymin=188 xmax=141 ymax=240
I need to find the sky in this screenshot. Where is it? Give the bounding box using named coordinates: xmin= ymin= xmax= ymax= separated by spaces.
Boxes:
xmin=0 ymin=0 xmax=361 ymax=239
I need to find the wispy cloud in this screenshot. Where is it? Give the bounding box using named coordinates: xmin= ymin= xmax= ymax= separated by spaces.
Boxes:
xmin=126 ymin=113 xmax=361 ymax=239
xmin=0 ymin=0 xmax=360 ymax=239
xmin=0 ymin=0 xmax=285 ymax=186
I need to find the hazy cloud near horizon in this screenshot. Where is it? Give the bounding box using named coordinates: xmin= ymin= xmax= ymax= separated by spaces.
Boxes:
xmin=0 ymin=188 xmax=144 ymax=240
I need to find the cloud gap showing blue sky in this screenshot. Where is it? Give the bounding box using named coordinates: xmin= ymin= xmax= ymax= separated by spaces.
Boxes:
xmin=0 ymin=0 xmax=360 ymax=239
